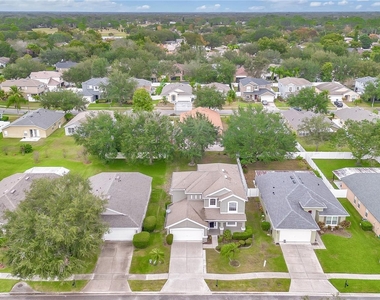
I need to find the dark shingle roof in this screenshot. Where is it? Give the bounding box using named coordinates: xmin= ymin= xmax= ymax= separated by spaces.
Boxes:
xmin=342 ymin=173 xmax=380 ymax=221
xmin=255 ymin=171 xmax=348 ymax=230
xmin=4 ymin=109 xmax=64 ymax=130
xmin=55 ymin=61 xmax=77 ymax=69
xmin=240 ymin=77 xmax=270 ymax=86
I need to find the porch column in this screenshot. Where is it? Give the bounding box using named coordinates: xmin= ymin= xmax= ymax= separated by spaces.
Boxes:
xmin=241 ymin=221 xmax=246 ymax=231
xmin=219 ymin=222 xmax=224 ymax=235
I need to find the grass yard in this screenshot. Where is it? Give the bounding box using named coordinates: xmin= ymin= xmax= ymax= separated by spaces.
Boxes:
xmin=0 ymin=280 xmax=19 ymax=292
xmin=329 ymin=279 xmax=380 ymax=293
xmin=297 ymin=137 xmax=350 ymax=152
xmin=205 ymin=278 xmax=290 ymax=292
xmin=315 ymin=199 xmax=380 ymax=274
xmin=313 ymin=159 xmax=380 ymax=181
xmin=98 ymin=28 xmax=127 ymax=38
xmin=206 ymin=198 xmax=287 ymax=274
xmin=344 ymin=100 xmax=380 ymax=108
xmin=32 ymin=27 xmax=59 ymax=34
xmin=128 ymin=280 xmax=167 ymax=291
xmin=27 ymin=280 xmax=88 ymax=292
xmin=223 ymin=101 xmax=262 ymax=109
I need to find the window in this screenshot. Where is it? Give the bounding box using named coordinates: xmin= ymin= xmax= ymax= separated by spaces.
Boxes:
xmin=326 ymin=216 xmax=338 ymax=225
xmin=93 ymin=86 xmax=99 ymax=91
xmin=171 ymin=95 xmax=176 ymax=102
xmin=226 ymin=222 xmax=237 ymax=227
xmin=228 ymin=202 xmax=237 ymax=212
xmin=246 ymin=86 xmax=252 ymax=92
xmin=365 ymin=209 xmax=368 ymax=218
xmin=289 ymin=87 xmax=293 ymax=92
xmin=358 ymin=201 xmax=361 ymax=208
xmin=209 ymin=198 xmax=217 ymax=207
xmin=354 ymin=196 xmax=357 ymax=204
xmin=88 ymin=85 xmax=93 ymax=89
xmin=68 ymin=128 xmax=75 ymax=134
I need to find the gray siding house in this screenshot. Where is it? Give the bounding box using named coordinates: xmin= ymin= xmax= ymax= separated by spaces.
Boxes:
xmin=81 ymin=77 xmax=109 ymax=103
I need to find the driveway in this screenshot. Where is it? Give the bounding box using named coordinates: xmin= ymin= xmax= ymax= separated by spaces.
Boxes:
xmin=83 ymin=241 xmax=133 ymax=293
xmin=161 ymin=241 xmax=210 ymax=293
xmin=281 ymin=244 xmax=337 ymax=294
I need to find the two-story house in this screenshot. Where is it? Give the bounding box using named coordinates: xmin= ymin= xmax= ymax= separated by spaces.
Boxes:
xmin=81 ymin=77 xmax=109 ymax=103
xmin=165 ymin=163 xmax=248 ymax=242
xmin=30 ymin=71 xmax=63 ymax=91
xmin=278 ymin=77 xmax=312 ymax=99
xmin=0 ymin=79 xmax=48 ymax=101
xmin=238 ymin=77 xmax=275 ymax=103
xmin=354 ymin=76 xmax=377 ymax=95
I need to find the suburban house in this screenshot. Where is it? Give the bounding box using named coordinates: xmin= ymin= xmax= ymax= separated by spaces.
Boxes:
xmin=55 ymin=60 xmax=78 ymax=72
xmin=339 ymin=169 xmax=380 ymax=237
xmin=278 ymin=77 xmax=312 ymax=99
xmin=0 ymin=79 xmax=48 ymax=101
xmin=29 ymin=71 xmax=63 ymax=91
xmin=131 ymin=78 xmax=152 ymax=94
xmin=234 ymin=65 xmax=248 ymax=83
xmin=64 ymin=110 xmax=114 ymax=136
xmin=89 ymin=172 xmax=152 ymax=241
xmin=165 ymin=163 xmax=248 ymax=242
xmin=180 ymin=107 xmax=223 ymax=133
xmin=81 ymin=77 xmax=109 ymax=103
xmin=314 ymin=82 xmax=359 ymax=102
xmin=354 ymin=76 xmax=377 ymax=95
xmin=160 ymin=83 xmax=194 ymax=112
xmin=0 ymin=57 xmax=10 ymax=68
xmin=281 ymin=109 xmax=334 ymax=136
xmin=332 ymin=107 xmax=380 ymax=128
xmin=255 ymin=171 xmax=349 ymax=243
xmin=203 ymin=82 xmax=231 ymax=95
xmin=238 ymin=77 xmax=275 ymax=102
xmin=2 ymin=109 xmax=65 ymax=139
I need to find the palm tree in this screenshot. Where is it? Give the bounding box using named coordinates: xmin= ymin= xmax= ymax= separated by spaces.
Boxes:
xmin=6 ymin=86 xmax=28 ymax=113
xmin=149 ymin=248 xmax=164 ymax=265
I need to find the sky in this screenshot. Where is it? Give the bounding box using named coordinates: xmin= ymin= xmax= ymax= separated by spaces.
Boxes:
xmin=2 ymin=0 xmax=380 ymax=13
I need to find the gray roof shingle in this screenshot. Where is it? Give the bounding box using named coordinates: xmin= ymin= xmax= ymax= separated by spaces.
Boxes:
xmin=4 ymin=109 xmax=64 ymax=130
xmin=240 ymin=77 xmax=270 ymax=86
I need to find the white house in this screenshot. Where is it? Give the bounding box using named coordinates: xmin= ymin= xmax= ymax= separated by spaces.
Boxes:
xmin=160 ymin=83 xmax=194 ymax=112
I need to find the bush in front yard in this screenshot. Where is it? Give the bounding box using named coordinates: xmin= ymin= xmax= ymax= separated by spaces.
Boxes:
xmin=166 ymin=233 xmax=173 ymax=245
xmin=1 ymin=116 xmax=9 ymax=121
xmin=223 ymin=229 xmax=232 ymax=241
xmin=232 ymin=227 xmax=253 ymax=240
xmin=133 ymin=231 xmax=150 ymax=249
xmin=20 ymin=144 xmax=33 ymax=154
xmin=261 ymin=221 xmax=271 ymax=231
xmin=143 ymin=216 xmax=157 ymax=232
xmin=245 ymin=238 xmax=252 ymax=246
xmin=339 ymin=220 xmax=351 ymax=229
xmin=361 ymin=220 xmax=373 ymax=231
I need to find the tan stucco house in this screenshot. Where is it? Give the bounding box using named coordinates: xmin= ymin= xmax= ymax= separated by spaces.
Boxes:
xmin=0 ymin=79 xmax=48 ymax=101
xmin=165 ymin=163 xmax=248 ymax=242
xmin=2 ymin=109 xmax=65 ymax=139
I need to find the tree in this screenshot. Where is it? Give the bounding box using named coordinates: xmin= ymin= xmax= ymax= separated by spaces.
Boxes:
xmin=287 ymin=87 xmax=329 ymax=114
xmin=73 ymin=111 xmax=120 ymax=163
xmin=176 ymin=112 xmax=219 ymax=165
xmin=361 ymin=80 xmax=380 ymax=107
xmin=6 ymin=86 xmax=28 ymax=113
xmin=149 ymin=248 xmax=164 ymax=265
xmin=321 ymin=62 xmax=333 ymax=82
xmin=3 ymin=173 xmax=108 ymax=280
xmin=194 ymin=86 xmax=225 ymax=110
xmin=39 ymin=90 xmax=87 ymax=113
xmin=118 ymin=112 xmax=174 ymax=165
xmin=220 ymin=243 xmax=239 ymax=261
xmin=222 ymin=106 xmax=296 ymax=163
xmin=215 ymin=59 xmax=235 ymax=84
xmin=359 ymin=34 xmax=372 ymax=49
xmin=102 ymin=69 xmax=137 ymax=105
xmin=132 ymin=88 xmax=154 ymax=112
xmin=2 ymin=55 xmax=46 ymax=79
xmin=298 ymin=115 xmax=332 ymax=151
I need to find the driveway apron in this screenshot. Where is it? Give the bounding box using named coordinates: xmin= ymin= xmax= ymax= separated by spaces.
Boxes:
xmin=281 ymin=244 xmax=337 ymax=294
xmin=83 ymin=241 xmax=133 ymax=293
xmin=161 ymin=241 xmax=210 ymax=293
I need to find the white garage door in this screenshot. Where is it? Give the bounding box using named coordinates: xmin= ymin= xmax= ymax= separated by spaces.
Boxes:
xmin=170 ymin=228 xmax=204 ymax=241
xmin=104 ymin=228 xmax=137 ymax=241
xmin=175 ymin=102 xmax=192 ymax=112
xmin=279 ymin=229 xmax=311 ymax=243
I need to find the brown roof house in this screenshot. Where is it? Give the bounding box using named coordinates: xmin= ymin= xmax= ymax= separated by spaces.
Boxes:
xmin=30 ymin=71 xmax=63 ymax=91
xmin=180 ymin=107 xmax=223 ymax=133
xmin=89 ymin=172 xmax=152 ymax=241
xmin=2 ymin=109 xmax=65 ymax=140
xmin=0 ymin=79 xmax=48 ymax=101
xmin=165 ymin=163 xmax=248 ymax=242
xmin=203 ymin=82 xmax=231 ymax=95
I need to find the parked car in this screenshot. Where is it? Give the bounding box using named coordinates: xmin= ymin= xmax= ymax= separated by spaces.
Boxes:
xmin=291 ymin=107 xmax=302 ymax=111
xmin=261 ymin=100 xmax=268 ymax=105
xmin=334 ymin=100 xmax=343 ymax=108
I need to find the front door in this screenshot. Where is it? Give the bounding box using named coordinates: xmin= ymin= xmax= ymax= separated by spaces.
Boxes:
xmin=209 ymin=222 xmax=218 ymax=229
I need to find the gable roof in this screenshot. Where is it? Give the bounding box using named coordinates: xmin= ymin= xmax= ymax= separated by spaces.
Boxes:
xmin=55 ymin=61 xmax=77 ymax=69
xmin=161 ymin=83 xmax=192 ymax=96
xmin=240 ymin=77 xmax=270 ymax=86
xmin=204 ymin=82 xmax=231 ymax=93
xmin=235 ymin=66 xmax=248 ymax=77
xmin=278 ymin=77 xmax=311 ymax=86
xmin=341 ymin=173 xmax=380 ymax=222
xmin=255 ymin=171 xmax=348 ymax=230
xmin=1 ymin=78 xmax=46 ymax=88
xmin=82 ymin=77 xmax=109 ymax=86
xmin=281 ymin=109 xmax=333 ymax=131
xmin=180 ymin=107 xmax=223 ymax=132
xmin=355 ymin=76 xmax=376 ymax=84
xmin=4 ymin=109 xmax=65 ymax=130
xmin=0 ymin=173 xmax=61 ymax=223
xmin=131 ymin=78 xmax=151 ymax=88
xmin=166 ymin=199 xmax=208 ymax=228
xmin=64 ymin=110 xmax=115 ymax=128
xmin=334 ymin=107 xmax=380 ymax=123
xmin=0 ymin=57 xmax=10 ymax=65
xmin=89 ymin=172 xmax=152 ymax=228
xmin=333 ymin=167 xmax=380 ymax=180
xmin=30 ymin=71 xmax=62 ymax=80
xmin=315 ymin=82 xmax=356 ymax=95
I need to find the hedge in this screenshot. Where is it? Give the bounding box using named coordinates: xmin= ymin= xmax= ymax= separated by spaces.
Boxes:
xmin=232 ymin=227 xmax=253 ymax=240
xmin=133 ymin=231 xmax=150 ymax=249
xmin=261 ymin=221 xmax=271 ymax=231
xmin=143 ymin=216 xmax=157 ymax=232
xmin=166 ymin=233 xmax=173 ymax=245
xmin=361 ymin=220 xmax=373 ymax=231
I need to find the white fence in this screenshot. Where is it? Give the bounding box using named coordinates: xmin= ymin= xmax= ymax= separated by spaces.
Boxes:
xmin=247 ymin=188 xmax=259 ymax=197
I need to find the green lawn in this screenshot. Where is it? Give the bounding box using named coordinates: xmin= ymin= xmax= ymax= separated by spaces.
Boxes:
xmin=344 ymin=100 xmax=380 ymax=108
xmin=0 ymin=280 xmax=19 ymax=292
xmin=206 ymin=198 xmax=287 ymax=274
xmin=313 ymin=159 xmax=380 ymax=181
xmin=27 ymin=280 xmax=88 ymax=292
xmin=329 ymin=279 xmax=380 ymax=293
xmin=315 ymin=199 xmax=380 ymax=274
xmin=205 ymin=279 xmax=290 ymax=292
xmin=297 ymin=137 xmax=350 ymax=152
xmin=128 ymin=280 xmax=166 ymax=291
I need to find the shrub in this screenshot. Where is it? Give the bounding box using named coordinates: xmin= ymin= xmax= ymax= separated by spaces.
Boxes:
xmin=223 ymin=229 xmax=232 ymax=241
xmin=339 ymin=219 xmax=351 ymax=229
xmin=232 ymin=227 xmax=253 ymax=240
xmin=261 ymin=221 xmax=271 ymax=231
xmin=239 ymin=240 xmax=245 ymax=246
xmin=313 ymin=170 xmax=322 ymax=178
xmin=133 ymin=231 xmax=150 ymax=249
xmin=143 ymin=216 xmax=157 ymax=232
xmin=218 ymin=235 xmax=223 ymax=243
xmin=1 ymin=116 xmax=9 ymax=121
xmin=166 ymin=234 xmax=173 ymax=245
xmin=317 ymin=221 xmax=325 ymax=230
xmin=361 ymin=220 xmax=373 ymax=231
xmin=20 ymin=144 xmax=33 ymax=154
xmin=64 ymin=112 xmax=74 ymax=121
xmin=245 ymin=238 xmax=252 ymax=246
xmin=215 ymin=245 xmax=221 ymax=251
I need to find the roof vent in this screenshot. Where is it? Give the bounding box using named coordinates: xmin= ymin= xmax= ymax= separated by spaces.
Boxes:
xmin=25 ymin=176 xmax=30 ymax=181
xmin=292 ymin=180 xmax=296 ymax=184
xmin=10 ymin=189 xmax=16 ymax=194
xmin=224 ymin=175 xmax=228 ymax=179
xmin=222 ymin=168 xmax=225 ymax=172
xmin=115 ymin=175 xmax=120 ymax=180
xmin=290 ymin=175 xmax=294 ymax=179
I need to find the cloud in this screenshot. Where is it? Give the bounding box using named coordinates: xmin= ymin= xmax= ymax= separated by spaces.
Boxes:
xmin=248 ymin=6 xmax=265 ymax=10
xmin=371 ymin=2 xmax=380 ymax=6
xmin=214 ymin=3 xmax=221 ymax=7
xmin=310 ymin=2 xmax=322 ymax=6
xmin=338 ymin=0 xmax=348 ymax=5
xmin=323 ymin=1 xmax=334 ymax=5
xmin=196 ymin=5 xmax=207 ymax=10
xmin=356 ymin=4 xmax=362 ymax=8
xmin=136 ymin=4 xmax=150 ymax=10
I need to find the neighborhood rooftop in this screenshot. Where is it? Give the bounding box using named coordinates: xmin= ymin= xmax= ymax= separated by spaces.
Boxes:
xmin=334 ymin=107 xmax=380 ymax=122
xmin=3 ymin=109 xmax=65 ymax=130
xmin=333 ymin=167 xmax=380 ymax=180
